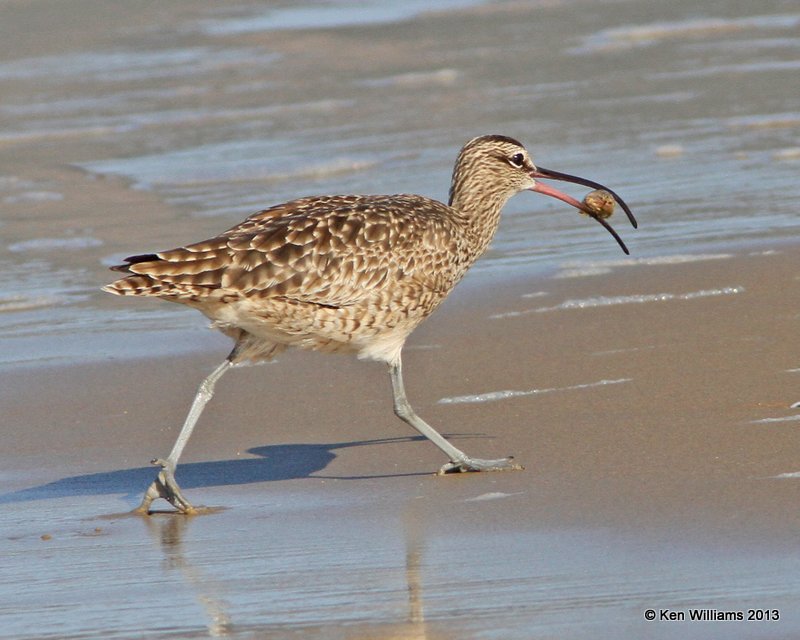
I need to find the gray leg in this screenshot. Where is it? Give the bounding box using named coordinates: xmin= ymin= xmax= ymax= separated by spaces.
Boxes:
xmin=135 ymin=358 xmax=233 ymax=514
xmin=389 ymin=357 xmax=522 ymax=475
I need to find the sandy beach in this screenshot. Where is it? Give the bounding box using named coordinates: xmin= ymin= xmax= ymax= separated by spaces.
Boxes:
xmin=3 ymin=246 xmax=800 ymax=638
xmin=2 ymin=0 xmax=800 ymax=638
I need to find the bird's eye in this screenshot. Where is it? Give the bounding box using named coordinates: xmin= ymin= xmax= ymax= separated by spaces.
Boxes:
xmin=509 ymin=152 xmax=525 ymax=168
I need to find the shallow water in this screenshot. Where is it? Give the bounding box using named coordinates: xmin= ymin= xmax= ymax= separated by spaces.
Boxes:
xmin=4 ymin=478 xmax=800 ymax=640
xmin=0 ymin=0 xmax=798 ymax=366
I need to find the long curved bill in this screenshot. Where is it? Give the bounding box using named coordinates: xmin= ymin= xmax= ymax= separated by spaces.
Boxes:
xmin=534 ymin=166 xmax=637 ymax=228
xmin=529 ymin=167 xmax=636 ymax=256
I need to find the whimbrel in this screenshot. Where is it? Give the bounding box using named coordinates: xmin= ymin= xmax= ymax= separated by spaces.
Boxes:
xmin=104 ymin=134 xmax=636 ymax=514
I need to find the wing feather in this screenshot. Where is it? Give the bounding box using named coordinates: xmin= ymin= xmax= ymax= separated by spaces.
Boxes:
xmin=105 ymin=194 xmax=462 ymax=308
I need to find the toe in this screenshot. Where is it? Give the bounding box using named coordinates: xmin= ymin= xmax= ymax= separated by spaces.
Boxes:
xmin=437 ymin=457 xmax=523 ymax=475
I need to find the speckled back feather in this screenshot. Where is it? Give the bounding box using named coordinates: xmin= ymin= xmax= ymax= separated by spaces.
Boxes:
xmin=106 ymin=194 xmax=464 ymax=302
xmin=104 ymin=135 xmax=534 ymax=364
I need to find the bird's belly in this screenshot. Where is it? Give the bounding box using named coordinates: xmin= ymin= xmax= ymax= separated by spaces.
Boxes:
xmin=206 ymin=296 xmax=422 ymax=363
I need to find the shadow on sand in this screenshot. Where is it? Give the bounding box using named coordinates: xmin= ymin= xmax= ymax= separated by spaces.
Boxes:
xmin=0 ymin=434 xmax=473 ymax=506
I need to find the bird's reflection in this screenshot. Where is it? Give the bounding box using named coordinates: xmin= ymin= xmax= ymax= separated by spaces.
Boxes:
xmin=143 ymin=515 xmax=233 ymax=637
xmin=142 ymin=510 xmax=438 ymax=639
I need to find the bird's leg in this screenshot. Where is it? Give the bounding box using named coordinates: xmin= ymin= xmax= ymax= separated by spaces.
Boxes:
xmin=388 ymin=358 xmax=523 ymax=475
xmin=134 ymin=358 xmax=233 ymax=515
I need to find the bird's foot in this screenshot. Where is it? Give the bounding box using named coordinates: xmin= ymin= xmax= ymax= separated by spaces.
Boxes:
xmin=132 ymin=458 xmax=198 ymax=515
xmin=437 ymin=456 xmax=523 ymax=475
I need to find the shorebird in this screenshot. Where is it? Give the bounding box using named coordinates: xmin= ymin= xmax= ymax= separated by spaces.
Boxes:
xmin=104 ymin=134 xmax=636 ymax=514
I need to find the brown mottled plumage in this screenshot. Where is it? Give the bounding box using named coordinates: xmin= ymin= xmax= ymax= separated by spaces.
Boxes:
xmin=105 ymin=134 xmax=636 ymax=514
xmin=108 ymin=194 xmax=469 ymax=364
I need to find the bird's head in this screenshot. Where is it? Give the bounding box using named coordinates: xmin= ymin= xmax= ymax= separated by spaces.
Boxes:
xmin=449 ymin=134 xmax=637 ymax=254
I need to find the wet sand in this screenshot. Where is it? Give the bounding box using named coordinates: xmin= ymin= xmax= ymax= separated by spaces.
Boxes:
xmin=3 ymin=246 xmax=800 ymax=639
xmin=2 ymin=0 xmax=800 ymax=637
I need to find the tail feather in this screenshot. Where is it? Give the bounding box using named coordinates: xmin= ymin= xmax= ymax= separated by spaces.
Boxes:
xmin=102 ymin=273 xmax=175 ymax=296
xmin=109 ymin=253 xmax=160 ymax=273
xmin=105 ymin=254 xmax=167 ymax=296
xmin=104 ymin=249 xmax=226 ymax=299
xmin=103 ymin=273 xmax=217 ymax=299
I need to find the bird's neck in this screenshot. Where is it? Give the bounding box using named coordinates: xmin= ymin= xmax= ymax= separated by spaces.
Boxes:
xmin=449 ymin=182 xmax=511 ymax=259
